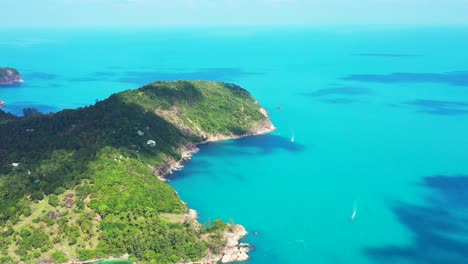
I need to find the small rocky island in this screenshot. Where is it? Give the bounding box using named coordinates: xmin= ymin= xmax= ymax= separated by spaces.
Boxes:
xmin=0 ymin=67 xmax=23 ymax=85
xmin=0 ymin=81 xmax=275 ymax=264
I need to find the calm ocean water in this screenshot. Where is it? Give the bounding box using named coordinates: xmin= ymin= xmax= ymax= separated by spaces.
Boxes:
xmin=1 ymin=27 xmax=468 ymax=264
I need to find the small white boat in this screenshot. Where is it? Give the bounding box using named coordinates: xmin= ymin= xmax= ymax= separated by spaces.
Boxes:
xmin=350 ymin=208 xmax=357 ymax=222
xmin=291 ymin=136 xmax=295 ymax=143
xmin=350 ymin=200 xmax=358 ymax=222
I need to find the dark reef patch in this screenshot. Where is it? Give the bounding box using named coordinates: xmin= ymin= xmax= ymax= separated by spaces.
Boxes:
xmin=320 ymin=98 xmax=357 ymax=104
xmin=118 ymin=68 xmax=261 ymax=84
xmin=0 ymin=82 xmax=22 ymax=88
xmin=204 ymin=134 xmax=305 ymax=157
xmin=353 ymin=53 xmax=419 ymax=58
xmin=365 ymin=175 xmax=468 ymax=264
xmin=171 ymin=134 xmax=304 ymax=182
xmin=94 ymin=71 xmax=118 ymax=77
xmin=72 ymin=68 xmax=261 ymax=85
xmin=341 ymin=71 xmax=468 ymax=86
xmin=404 ymin=99 xmax=468 ymax=116
xmin=422 ymin=175 xmax=468 ymax=208
xmin=301 ymin=86 xmax=372 ymax=97
xmin=24 ymin=71 xmax=60 ymax=80
xmin=229 ymin=134 xmax=306 ymax=155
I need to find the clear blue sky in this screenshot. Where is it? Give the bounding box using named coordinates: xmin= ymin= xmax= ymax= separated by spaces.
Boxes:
xmin=2 ymin=0 xmax=468 ymax=28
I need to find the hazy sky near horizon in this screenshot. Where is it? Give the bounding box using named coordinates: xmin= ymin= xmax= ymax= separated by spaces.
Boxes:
xmin=2 ymin=0 xmax=468 ymax=28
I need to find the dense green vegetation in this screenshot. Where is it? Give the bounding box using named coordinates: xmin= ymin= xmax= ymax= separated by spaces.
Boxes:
xmin=120 ymin=81 xmax=266 ymax=135
xmin=0 ymin=110 xmax=17 ymax=125
xmin=0 ymin=81 xmax=270 ymax=263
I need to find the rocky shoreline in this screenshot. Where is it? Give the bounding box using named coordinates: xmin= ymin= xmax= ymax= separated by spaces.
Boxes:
xmin=43 ymin=107 xmax=274 ymax=264
xmin=178 ymin=210 xmax=251 ymax=264
xmin=155 ymin=108 xmax=275 ymax=264
xmin=59 ymin=254 xmax=129 ymax=264
xmin=157 ymin=108 xmax=276 ymax=180
xmin=178 ymin=224 xmax=251 ymax=264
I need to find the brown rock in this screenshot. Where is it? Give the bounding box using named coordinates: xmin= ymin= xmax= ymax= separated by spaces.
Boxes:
xmin=35 ymin=258 xmax=55 ymax=264
xmin=47 ymin=210 xmax=62 ymax=219
xmin=0 ymin=67 xmax=23 ymax=85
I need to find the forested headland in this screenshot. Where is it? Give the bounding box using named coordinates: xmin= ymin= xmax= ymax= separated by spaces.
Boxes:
xmin=0 ymin=81 xmax=274 ymax=263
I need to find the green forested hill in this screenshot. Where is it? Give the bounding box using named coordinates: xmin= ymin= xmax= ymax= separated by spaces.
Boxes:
xmin=0 ymin=81 xmax=272 ymax=263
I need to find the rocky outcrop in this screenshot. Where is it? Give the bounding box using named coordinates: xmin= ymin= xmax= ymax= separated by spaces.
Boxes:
xmin=0 ymin=67 xmax=23 ymax=85
xmin=152 ymin=144 xmax=200 ymax=180
xmin=201 ymin=117 xmax=275 ymax=144
xmin=179 ymin=211 xmax=251 ymax=264
xmin=155 ymin=112 xmax=275 ymax=181
xmin=220 ymin=225 xmax=250 ymax=263
xmin=200 ymin=106 xmax=275 ymax=144
xmin=35 ymin=259 xmax=55 ymax=264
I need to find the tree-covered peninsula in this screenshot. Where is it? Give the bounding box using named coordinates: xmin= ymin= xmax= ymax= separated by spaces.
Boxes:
xmin=0 ymin=67 xmax=23 ymax=85
xmin=0 ymin=81 xmax=274 ymax=264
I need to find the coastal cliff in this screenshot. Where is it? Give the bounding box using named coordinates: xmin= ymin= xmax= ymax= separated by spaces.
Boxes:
xmin=0 ymin=81 xmax=274 ymax=264
xmin=0 ymin=67 xmax=23 ymax=85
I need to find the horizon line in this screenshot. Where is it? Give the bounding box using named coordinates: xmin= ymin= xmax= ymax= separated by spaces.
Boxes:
xmin=2 ymin=23 xmax=468 ymax=30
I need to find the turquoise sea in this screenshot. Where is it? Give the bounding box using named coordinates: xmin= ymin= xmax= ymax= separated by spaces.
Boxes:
xmin=1 ymin=27 xmax=468 ymax=264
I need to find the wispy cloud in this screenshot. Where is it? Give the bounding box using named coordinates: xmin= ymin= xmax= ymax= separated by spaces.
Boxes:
xmin=3 ymin=0 xmax=468 ymax=27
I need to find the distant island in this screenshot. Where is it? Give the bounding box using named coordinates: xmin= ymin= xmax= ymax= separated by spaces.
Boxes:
xmin=0 ymin=67 xmax=23 ymax=85
xmin=0 ymin=81 xmax=275 ymax=264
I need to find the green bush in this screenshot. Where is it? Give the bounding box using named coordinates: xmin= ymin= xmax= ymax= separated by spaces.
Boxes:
xmin=58 ymin=216 xmax=69 ymax=225
xmin=68 ymin=237 xmax=77 ymax=246
xmin=30 ymin=191 xmax=44 ymax=202
xmin=204 ymin=219 xmax=227 ymax=233
xmin=54 ymin=187 xmax=66 ymax=195
xmin=52 ymin=251 xmax=68 ymax=262
xmin=42 ymin=216 xmax=55 ymax=226
xmin=48 ymin=195 xmax=60 ymax=207
xmin=76 ymin=200 xmax=85 ymax=209
xmin=76 ymin=185 xmax=93 ymax=198
xmin=19 ymin=229 xmax=31 ymax=238
xmin=21 ymin=206 xmax=32 ymax=217
xmin=77 ymin=249 xmax=100 ymax=260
